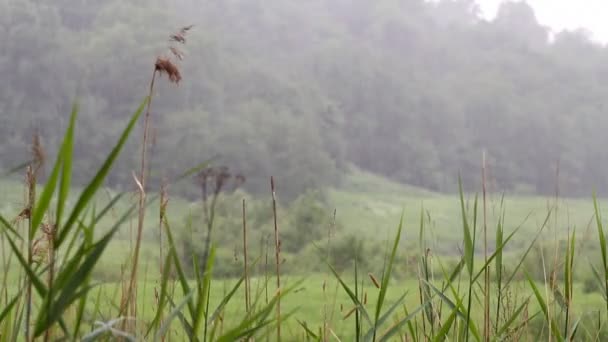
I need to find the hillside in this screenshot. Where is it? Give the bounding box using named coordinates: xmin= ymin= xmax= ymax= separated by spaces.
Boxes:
xmin=3 ymin=0 xmax=608 ymax=198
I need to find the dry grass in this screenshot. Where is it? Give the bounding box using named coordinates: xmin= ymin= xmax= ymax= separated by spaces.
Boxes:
xmin=271 ymin=176 xmax=282 ymax=341
xmin=121 ymin=24 xmax=192 ymax=333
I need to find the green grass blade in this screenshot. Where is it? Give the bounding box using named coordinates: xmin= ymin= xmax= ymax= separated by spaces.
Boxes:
xmin=472 ymin=218 xmax=523 ymax=283
xmin=568 ymin=316 xmax=581 ymax=341
xmin=165 ymin=294 xmax=196 ymax=340
xmin=590 ymin=263 xmax=608 ymax=301
xmin=30 ymin=146 xmax=62 ymax=237
xmin=209 ymin=277 xmax=245 ymax=324
xmin=372 ymin=211 xmax=404 ymax=340
xmin=57 ymin=97 xmax=146 ymax=246
xmin=525 ymin=271 xmax=563 ymax=340
xmin=193 ymin=244 xmax=215 ymax=337
xmin=216 ymin=281 xmax=302 ymax=342
xmin=364 ymin=292 xmax=408 ymax=341
xmin=444 ymin=259 xmax=465 ymax=289
xmin=0 ymin=294 xmax=19 ymax=325
xmin=424 ymin=280 xmax=480 ymax=341
xmin=93 ymin=192 xmax=125 ymax=223
xmin=496 ymin=298 xmax=530 ymax=336
xmin=424 ymin=281 xmax=466 ymax=322
xmin=162 ymin=216 xmax=194 ymax=319
xmin=325 ymin=261 xmax=372 ymax=327
xmin=593 ymin=193 xmax=608 ymax=315
xmin=496 ymin=212 xmax=504 ymax=282
xmin=593 ymin=194 xmax=607 ymax=273
xmin=34 ymin=221 xmax=121 ymax=337
xmin=433 ymin=308 xmax=458 ymax=342
xmin=297 ymin=320 xmax=321 ymax=341
xmin=145 ymin=251 xmax=174 ymax=338
xmin=377 ymin=301 xmax=432 ymax=342
xmin=55 ymin=102 xmax=78 ymax=229
xmin=504 ymin=211 xmax=551 ymax=288
xmin=0 ymin=214 xmax=20 ymax=240
xmin=155 ymin=292 xmax=195 ymax=342
xmin=31 ymin=102 xmax=76 ymax=236
xmin=3 ymin=231 xmax=47 ymax=296
xmin=458 ymin=177 xmax=474 ymax=276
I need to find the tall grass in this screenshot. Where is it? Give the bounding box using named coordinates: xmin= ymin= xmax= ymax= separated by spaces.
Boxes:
xmin=2 ymin=61 xmax=608 ymax=342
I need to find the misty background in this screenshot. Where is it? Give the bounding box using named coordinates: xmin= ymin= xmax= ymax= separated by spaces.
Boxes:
xmin=2 ymin=0 xmax=608 ymax=199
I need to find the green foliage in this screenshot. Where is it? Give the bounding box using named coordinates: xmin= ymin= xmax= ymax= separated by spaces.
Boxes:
xmin=6 ymin=1 xmax=608 ymax=340
xmin=4 ymin=0 xmax=608 ymax=197
xmin=178 ymin=189 xmax=345 ymax=277
xmin=3 ymin=101 xmax=608 ymax=341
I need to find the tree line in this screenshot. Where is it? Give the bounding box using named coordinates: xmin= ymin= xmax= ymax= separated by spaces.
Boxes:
xmin=2 ymin=0 xmax=608 ymax=198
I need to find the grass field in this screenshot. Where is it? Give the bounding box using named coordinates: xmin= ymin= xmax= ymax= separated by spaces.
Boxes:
xmin=72 ymin=275 xmax=602 ymax=341
xmin=3 ymin=168 xmax=608 ymax=340
xmin=3 ymin=109 xmax=608 ymax=340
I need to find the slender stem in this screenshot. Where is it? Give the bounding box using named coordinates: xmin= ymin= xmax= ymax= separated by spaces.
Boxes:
xmin=25 ymin=166 xmax=35 ymax=342
xmin=265 ymin=234 xmax=269 ymax=307
xmin=242 ymin=198 xmax=250 ymax=313
xmin=44 ymin=223 xmax=55 ymax=342
xmin=564 ymin=227 xmax=571 ymax=339
xmin=0 ymin=233 xmax=7 ymax=302
xmin=482 ymin=151 xmax=490 ymax=342
xmin=159 ymin=181 xmax=166 ymax=277
xmin=159 ymin=181 xmax=167 ymax=342
xmin=549 ymin=160 xmax=560 ymax=342
xmin=271 ymin=176 xmax=281 ymax=342
xmin=323 ymin=209 xmax=336 ymax=342
xmin=263 ymin=233 xmax=270 ymax=342
xmin=123 ymin=68 xmax=157 ymax=328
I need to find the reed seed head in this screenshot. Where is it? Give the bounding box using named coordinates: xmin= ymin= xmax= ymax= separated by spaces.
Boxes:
xmin=31 ymin=132 xmax=45 ymax=172
xmin=155 ymin=57 xmax=182 ymax=84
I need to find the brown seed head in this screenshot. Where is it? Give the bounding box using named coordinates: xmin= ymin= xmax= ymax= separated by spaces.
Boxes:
xmin=155 ymin=57 xmax=182 ymax=84
xmin=31 ymin=132 xmax=45 ymax=172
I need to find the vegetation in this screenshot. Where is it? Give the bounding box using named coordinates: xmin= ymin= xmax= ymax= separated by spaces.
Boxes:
xmin=4 ymin=0 xmax=608 ymax=341
xmin=1 ymin=95 xmax=608 ymax=340
xmin=4 ymin=0 xmax=608 ymax=197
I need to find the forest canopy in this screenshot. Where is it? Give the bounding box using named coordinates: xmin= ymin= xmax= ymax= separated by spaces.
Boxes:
xmin=2 ymin=0 xmax=608 ymax=198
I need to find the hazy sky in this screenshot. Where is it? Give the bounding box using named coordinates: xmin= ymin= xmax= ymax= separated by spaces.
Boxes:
xmin=477 ymin=0 xmax=608 ymax=43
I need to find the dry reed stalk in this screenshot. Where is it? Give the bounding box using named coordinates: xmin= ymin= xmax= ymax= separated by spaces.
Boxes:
xmin=159 ymin=180 xmax=169 ymax=342
xmin=122 ymin=26 xmax=190 ymax=332
xmin=43 ymin=222 xmax=56 ymax=342
xmin=25 ymin=165 xmax=34 ymax=342
xmin=25 ymin=132 xmax=44 ymax=342
xmin=416 ymin=268 xmax=427 ymax=338
xmin=270 ymin=176 xmax=281 ymax=341
xmin=124 ymin=66 xmax=157 ymax=330
xmin=159 ymin=180 xmax=168 ymax=277
xmin=242 ymin=199 xmax=250 ymax=313
xmin=323 ymin=209 xmax=336 ymax=342
xmin=482 ymin=151 xmax=490 ymax=342
xmin=265 ymin=234 xmax=270 ymax=303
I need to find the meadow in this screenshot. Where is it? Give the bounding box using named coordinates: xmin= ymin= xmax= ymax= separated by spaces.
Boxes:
xmin=2 ymin=25 xmax=608 ymax=341
xmin=3 ymin=117 xmax=608 ymax=341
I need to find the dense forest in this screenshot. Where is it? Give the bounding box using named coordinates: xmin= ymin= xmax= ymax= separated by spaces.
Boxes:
xmin=2 ymin=0 xmax=608 ymax=198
